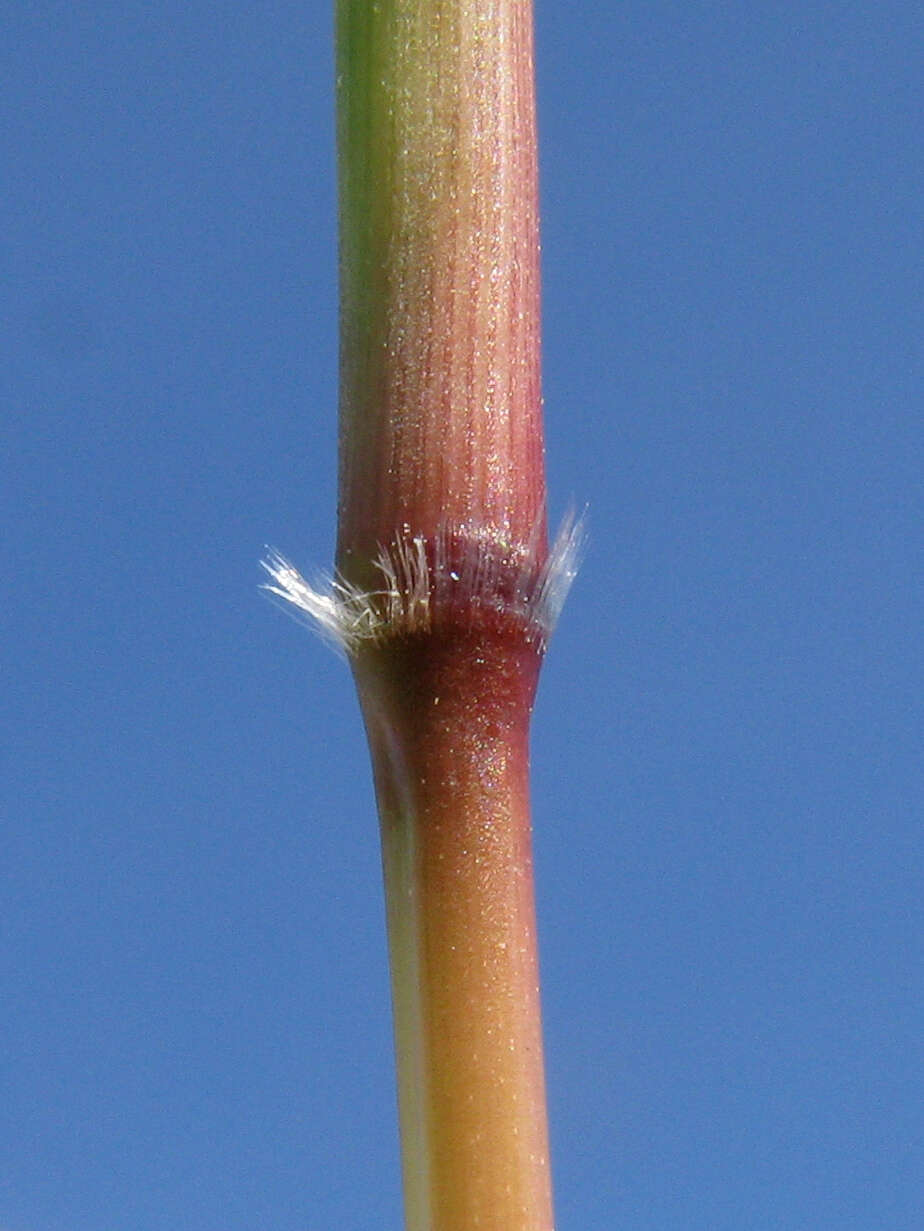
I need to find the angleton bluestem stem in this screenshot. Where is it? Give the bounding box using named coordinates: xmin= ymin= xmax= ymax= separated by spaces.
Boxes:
xmin=263 ymin=2 xmax=579 ymax=1227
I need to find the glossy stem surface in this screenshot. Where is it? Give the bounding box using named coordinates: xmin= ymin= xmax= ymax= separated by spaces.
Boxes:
xmin=355 ymin=630 xmax=554 ymax=1231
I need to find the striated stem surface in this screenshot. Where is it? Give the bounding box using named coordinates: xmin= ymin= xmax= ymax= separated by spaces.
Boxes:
xmin=336 ymin=0 xmax=546 ymax=586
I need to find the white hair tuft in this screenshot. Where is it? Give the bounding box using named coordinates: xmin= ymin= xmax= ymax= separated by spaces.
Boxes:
xmin=261 ymin=512 xmax=583 ymax=656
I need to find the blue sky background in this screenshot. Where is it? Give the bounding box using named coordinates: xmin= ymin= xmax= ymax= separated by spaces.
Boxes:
xmin=3 ymin=3 xmax=921 ymax=1228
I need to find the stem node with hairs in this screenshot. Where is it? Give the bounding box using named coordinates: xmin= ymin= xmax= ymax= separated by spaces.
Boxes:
xmin=264 ymin=2 xmax=579 ymax=1227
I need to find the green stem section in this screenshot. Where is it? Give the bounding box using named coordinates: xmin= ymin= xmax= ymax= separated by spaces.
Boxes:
xmin=335 ymin=0 xmax=546 ymax=580
xmin=354 ymin=629 xmax=554 ymax=1231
